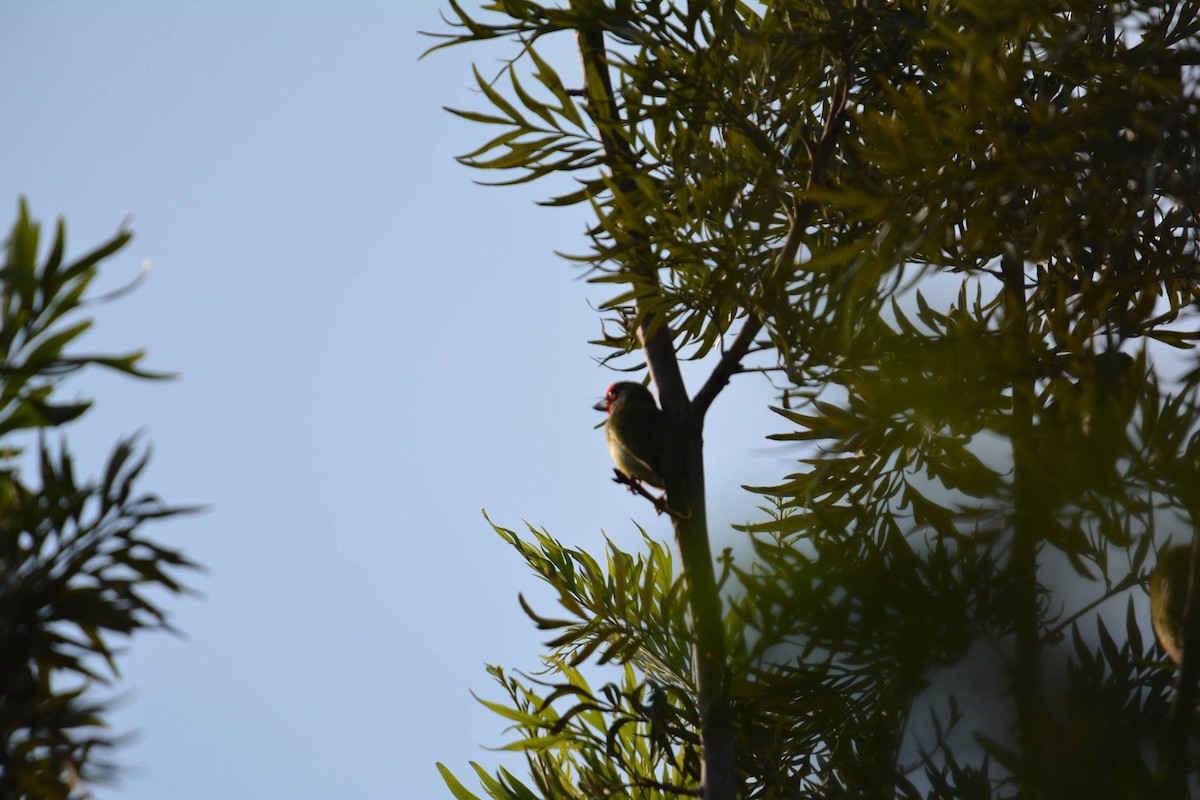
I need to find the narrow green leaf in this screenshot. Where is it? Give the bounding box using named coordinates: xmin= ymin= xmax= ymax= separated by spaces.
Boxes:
xmin=437 ymin=763 xmax=485 ymax=800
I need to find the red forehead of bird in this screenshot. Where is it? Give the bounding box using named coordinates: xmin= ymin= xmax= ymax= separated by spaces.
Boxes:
xmin=605 ymin=383 xmax=620 ymax=400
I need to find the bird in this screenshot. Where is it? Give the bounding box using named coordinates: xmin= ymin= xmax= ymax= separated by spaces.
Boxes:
xmin=1150 ymin=544 xmax=1192 ymax=664
xmin=594 ymin=381 xmax=689 ymax=517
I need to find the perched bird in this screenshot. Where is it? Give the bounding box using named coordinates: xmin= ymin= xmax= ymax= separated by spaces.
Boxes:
xmin=594 ymin=381 xmax=689 ymax=516
xmin=1150 ymin=544 xmax=1192 ymax=664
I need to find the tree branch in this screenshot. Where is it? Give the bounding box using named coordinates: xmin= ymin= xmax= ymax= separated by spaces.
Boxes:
xmin=609 ymin=469 xmax=684 ymax=519
xmin=692 ymin=80 xmax=850 ymax=420
xmin=1044 ymin=573 xmax=1140 ymax=641
xmin=1001 ymin=248 xmax=1045 ymax=791
xmin=572 ymin=12 xmax=734 ymax=800
xmin=574 ymin=16 xmax=690 ymax=419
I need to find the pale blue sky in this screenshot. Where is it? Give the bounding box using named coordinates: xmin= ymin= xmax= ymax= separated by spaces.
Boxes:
xmin=1 ymin=4 xmax=787 ymax=798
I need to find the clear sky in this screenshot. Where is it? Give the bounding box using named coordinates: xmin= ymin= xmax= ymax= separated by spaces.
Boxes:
xmin=1 ymin=4 xmax=788 ymax=798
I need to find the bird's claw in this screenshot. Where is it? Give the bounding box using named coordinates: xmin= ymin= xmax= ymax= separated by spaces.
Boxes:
xmin=612 ymin=469 xmax=640 ymax=494
xmin=610 ymin=469 xmax=675 ymax=517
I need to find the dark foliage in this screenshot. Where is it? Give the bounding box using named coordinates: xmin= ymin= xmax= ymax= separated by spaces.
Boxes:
xmin=433 ymin=0 xmax=1200 ymax=797
xmin=0 ymin=201 xmax=196 ymax=799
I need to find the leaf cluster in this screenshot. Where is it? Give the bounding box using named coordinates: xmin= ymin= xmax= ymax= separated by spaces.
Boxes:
xmin=431 ymin=0 xmax=895 ymax=364
xmin=0 ymin=201 xmax=196 ymax=799
xmin=434 ymin=0 xmax=1200 ymax=797
xmin=440 ymin=519 xmax=703 ymax=798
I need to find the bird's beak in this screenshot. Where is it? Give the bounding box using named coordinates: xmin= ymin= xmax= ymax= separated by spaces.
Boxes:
xmin=593 ymin=399 xmax=608 ymax=413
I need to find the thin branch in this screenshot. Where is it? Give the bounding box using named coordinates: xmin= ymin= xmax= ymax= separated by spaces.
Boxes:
xmin=1001 ymin=248 xmax=1045 ymax=789
xmin=609 ymin=469 xmax=685 ymax=519
xmin=692 ymin=80 xmax=850 ymax=420
xmin=570 ymin=17 xmax=739 ymax=800
xmin=573 ymin=13 xmax=689 ymax=418
xmin=731 ymin=365 xmax=789 ymax=375
xmin=693 ymin=316 xmax=764 ymax=418
xmin=1044 ymin=573 xmax=1140 ymax=640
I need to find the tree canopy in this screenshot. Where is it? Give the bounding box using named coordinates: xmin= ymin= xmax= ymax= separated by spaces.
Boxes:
xmin=431 ymin=1 xmax=1200 ymax=797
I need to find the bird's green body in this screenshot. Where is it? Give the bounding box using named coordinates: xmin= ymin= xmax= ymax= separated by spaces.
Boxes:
xmin=1151 ymin=544 xmax=1191 ymax=664
xmin=596 ymin=382 xmax=688 ymax=515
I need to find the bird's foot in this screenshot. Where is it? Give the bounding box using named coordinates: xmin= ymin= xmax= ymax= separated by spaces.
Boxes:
xmin=611 ymin=470 xmax=673 ymax=514
xmin=612 ymin=469 xmax=642 ymax=494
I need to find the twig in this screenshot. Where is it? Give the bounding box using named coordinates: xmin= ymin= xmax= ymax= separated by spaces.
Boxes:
xmin=692 ymin=74 xmax=850 ymax=420
xmin=610 ymin=469 xmax=684 ymax=519
xmin=1043 ymin=574 xmax=1139 ymax=641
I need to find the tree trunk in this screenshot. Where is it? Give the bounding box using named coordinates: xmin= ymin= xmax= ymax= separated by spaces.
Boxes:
xmin=673 ymin=424 xmax=735 ymax=800
xmin=1001 ymin=250 xmax=1044 ymax=792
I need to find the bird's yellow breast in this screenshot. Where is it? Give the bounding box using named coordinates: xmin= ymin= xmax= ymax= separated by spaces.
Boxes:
xmin=606 ymin=422 xmax=664 ymax=488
